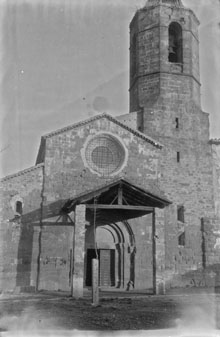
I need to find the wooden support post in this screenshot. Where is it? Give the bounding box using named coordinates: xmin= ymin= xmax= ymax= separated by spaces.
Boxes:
xmin=92 ymin=258 xmax=99 ymax=306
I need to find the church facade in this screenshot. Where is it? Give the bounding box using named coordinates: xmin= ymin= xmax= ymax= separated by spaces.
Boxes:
xmin=0 ymin=0 xmax=220 ymax=295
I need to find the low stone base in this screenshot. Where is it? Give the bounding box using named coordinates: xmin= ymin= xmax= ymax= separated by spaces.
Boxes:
xmin=14 ymin=286 xmax=36 ymax=294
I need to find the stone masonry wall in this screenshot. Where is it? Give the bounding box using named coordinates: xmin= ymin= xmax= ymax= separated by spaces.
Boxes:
xmin=212 ymin=143 xmax=220 ymax=217
xmin=143 ymin=99 xmax=215 ymax=288
xmin=42 ymin=117 xmax=161 ymax=209
xmin=201 ymin=217 xmax=220 ymax=288
xmin=129 ymin=214 xmax=153 ymax=291
xmin=38 ymin=225 xmax=74 ymax=292
xmin=0 ymin=165 xmax=43 ymax=292
xmin=117 ymin=111 xmax=143 ymax=132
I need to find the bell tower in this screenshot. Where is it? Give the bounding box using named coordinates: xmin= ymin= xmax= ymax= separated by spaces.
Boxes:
xmin=128 ymin=0 xmax=215 ymax=277
xmin=129 ymin=0 xmax=201 ymax=115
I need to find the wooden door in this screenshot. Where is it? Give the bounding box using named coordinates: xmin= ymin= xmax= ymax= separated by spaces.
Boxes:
xmin=99 ymin=249 xmax=115 ymax=287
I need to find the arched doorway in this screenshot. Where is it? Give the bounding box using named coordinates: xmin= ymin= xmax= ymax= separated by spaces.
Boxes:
xmin=84 ymin=221 xmax=136 ymax=289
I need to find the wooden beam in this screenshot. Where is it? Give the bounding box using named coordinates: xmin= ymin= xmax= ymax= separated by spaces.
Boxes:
xmin=118 ymin=185 xmax=123 ymax=205
xmin=110 ymin=194 xmax=118 ymax=205
xmin=86 ymin=204 xmax=154 ymax=212
xmin=31 ymin=222 xmax=74 ymax=227
xmin=122 ymin=196 xmax=129 ymax=205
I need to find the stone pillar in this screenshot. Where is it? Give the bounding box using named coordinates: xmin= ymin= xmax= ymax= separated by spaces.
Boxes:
xmin=153 ymin=208 xmax=166 ymax=294
xmin=92 ymin=259 xmax=99 ymax=305
xmin=70 ymin=205 xmax=86 ymax=298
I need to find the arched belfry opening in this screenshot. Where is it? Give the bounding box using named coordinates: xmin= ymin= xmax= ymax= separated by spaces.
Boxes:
xmin=168 ymin=22 xmax=183 ymax=64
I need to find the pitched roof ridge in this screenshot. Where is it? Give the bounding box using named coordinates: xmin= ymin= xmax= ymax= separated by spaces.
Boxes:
xmin=43 ymin=113 xmax=106 ymax=138
xmin=0 ymin=163 xmax=44 ymax=182
xmin=42 ymin=113 xmax=163 ymax=149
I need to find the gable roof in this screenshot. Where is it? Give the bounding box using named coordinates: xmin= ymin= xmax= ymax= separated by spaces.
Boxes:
xmin=36 ymin=113 xmax=163 ymax=164
xmin=61 ymin=177 xmax=171 ymax=224
xmin=62 ymin=177 xmax=171 ymax=211
xmin=42 ymin=113 xmax=163 ymax=148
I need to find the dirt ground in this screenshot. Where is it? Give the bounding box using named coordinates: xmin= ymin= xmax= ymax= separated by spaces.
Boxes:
xmin=0 ymin=289 xmax=220 ymax=335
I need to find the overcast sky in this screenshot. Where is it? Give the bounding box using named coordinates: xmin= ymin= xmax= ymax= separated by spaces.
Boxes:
xmin=0 ymin=0 xmax=220 ymax=178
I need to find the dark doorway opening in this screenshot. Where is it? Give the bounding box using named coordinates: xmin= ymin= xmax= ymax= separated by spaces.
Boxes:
xmin=85 ymin=249 xmax=115 ymax=287
xmin=86 ymin=249 xmax=99 ymax=287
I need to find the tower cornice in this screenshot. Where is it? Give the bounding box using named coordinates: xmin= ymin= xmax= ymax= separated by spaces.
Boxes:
xmin=130 ymin=2 xmax=200 ymax=28
xmin=145 ymin=0 xmax=184 ymax=7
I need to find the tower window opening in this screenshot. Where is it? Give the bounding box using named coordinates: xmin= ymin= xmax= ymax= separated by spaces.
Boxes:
xmin=177 ymin=151 xmax=180 ymax=162
xmin=168 ymin=22 xmax=183 ymax=63
xmin=175 ymin=118 xmax=179 ymax=129
xmin=131 ymin=34 xmax=137 ymax=78
xmin=178 ymin=231 xmax=185 ymax=246
xmin=177 ymin=205 xmax=184 ymax=223
xmin=16 ymin=201 xmax=23 ymax=215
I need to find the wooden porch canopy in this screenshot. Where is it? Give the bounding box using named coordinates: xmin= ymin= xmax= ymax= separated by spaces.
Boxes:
xmin=62 ymin=179 xmax=171 ymax=225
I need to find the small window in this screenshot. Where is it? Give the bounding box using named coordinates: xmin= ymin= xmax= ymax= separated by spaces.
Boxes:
xmin=138 ymin=125 xmax=143 ymax=132
xmin=16 ymin=201 xmax=23 ymax=215
xmin=175 ymin=118 xmax=179 ymax=129
xmin=168 ymin=22 xmax=183 ymax=63
xmin=178 ymin=232 xmax=185 ymax=246
xmin=177 ymin=152 xmax=180 ymax=162
xmin=177 ymin=205 xmax=184 ymax=222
